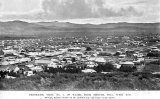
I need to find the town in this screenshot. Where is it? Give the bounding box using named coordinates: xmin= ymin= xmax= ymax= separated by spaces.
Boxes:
xmin=0 ymin=33 xmax=160 ymax=79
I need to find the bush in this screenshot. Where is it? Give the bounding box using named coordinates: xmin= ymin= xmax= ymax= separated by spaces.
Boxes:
xmin=0 ymin=83 xmax=5 ymax=90
xmin=143 ymin=64 xmax=160 ymax=72
xmin=96 ymin=62 xmax=116 ymax=72
xmin=147 ymin=52 xmax=160 ymax=57
xmin=85 ymin=47 xmax=92 ymax=51
xmin=119 ymin=66 xmax=136 ymax=72
xmin=150 ymin=61 xmax=160 ymax=65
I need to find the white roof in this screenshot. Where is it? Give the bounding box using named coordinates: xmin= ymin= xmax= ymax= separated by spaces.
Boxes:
xmin=9 ymin=61 xmax=16 ymax=64
xmin=3 ymin=49 xmax=15 ymax=53
xmin=133 ymin=60 xmax=141 ymax=63
xmin=88 ymin=57 xmax=96 ymax=61
xmin=113 ymin=63 xmax=121 ymax=69
xmin=95 ymin=57 xmax=106 ymax=63
xmin=51 ymin=59 xmax=59 ymax=62
xmin=150 ymin=46 xmax=158 ymax=49
xmin=48 ymin=63 xmax=57 ymax=68
xmin=75 ymin=52 xmax=83 ymax=54
xmin=68 ymin=47 xmax=81 ymax=50
xmin=122 ymin=61 xmax=134 ymax=65
xmin=119 ymin=54 xmax=126 ymax=57
xmin=26 ymin=64 xmax=34 ymax=68
xmin=1 ymin=61 xmax=10 ymax=65
xmin=59 ymin=48 xmax=68 ymax=51
xmin=82 ymin=69 xmax=96 ymax=73
xmin=35 ymin=60 xmax=51 ymax=64
xmin=31 ymin=67 xmax=43 ymax=71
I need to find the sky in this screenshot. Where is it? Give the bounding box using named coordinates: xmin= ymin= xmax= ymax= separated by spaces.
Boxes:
xmin=0 ymin=0 xmax=159 ymax=24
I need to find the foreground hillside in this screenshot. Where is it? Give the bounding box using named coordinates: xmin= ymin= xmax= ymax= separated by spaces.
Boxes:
xmin=0 ymin=20 xmax=160 ymax=37
xmin=1 ymin=72 xmax=160 ymax=90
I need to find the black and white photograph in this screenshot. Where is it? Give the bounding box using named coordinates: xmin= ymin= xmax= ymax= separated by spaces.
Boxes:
xmin=0 ymin=0 xmax=160 ymax=95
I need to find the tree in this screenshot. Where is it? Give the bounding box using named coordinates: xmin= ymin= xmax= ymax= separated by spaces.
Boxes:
xmin=103 ymin=62 xmax=115 ymax=72
xmin=72 ymin=57 xmax=76 ymax=62
xmin=147 ymin=52 xmax=160 ymax=57
xmin=0 ymin=50 xmax=4 ymax=55
xmin=114 ymin=52 xmax=121 ymax=56
xmin=86 ymin=47 xmax=92 ymax=51
xmin=96 ymin=62 xmax=115 ymax=72
xmin=119 ymin=66 xmax=136 ymax=72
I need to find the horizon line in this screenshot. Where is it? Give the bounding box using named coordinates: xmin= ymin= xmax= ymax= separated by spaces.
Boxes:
xmin=0 ymin=19 xmax=160 ymax=25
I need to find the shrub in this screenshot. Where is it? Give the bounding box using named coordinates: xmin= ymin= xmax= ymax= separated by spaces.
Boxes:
xmin=119 ymin=66 xmax=136 ymax=72
xmin=0 ymin=83 xmax=5 ymax=90
xmin=147 ymin=52 xmax=160 ymax=57
xmin=150 ymin=61 xmax=160 ymax=65
xmin=96 ymin=62 xmax=116 ymax=72
xmin=85 ymin=47 xmax=92 ymax=51
xmin=143 ymin=64 xmax=160 ymax=72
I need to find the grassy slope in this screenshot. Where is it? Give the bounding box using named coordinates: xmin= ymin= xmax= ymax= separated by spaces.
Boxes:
xmin=1 ymin=72 xmax=160 ymax=90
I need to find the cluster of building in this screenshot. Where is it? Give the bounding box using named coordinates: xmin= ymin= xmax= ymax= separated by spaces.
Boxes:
xmin=0 ymin=34 xmax=160 ymax=78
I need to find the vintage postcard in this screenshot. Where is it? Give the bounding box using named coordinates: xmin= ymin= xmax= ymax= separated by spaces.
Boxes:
xmin=0 ymin=0 xmax=160 ymax=99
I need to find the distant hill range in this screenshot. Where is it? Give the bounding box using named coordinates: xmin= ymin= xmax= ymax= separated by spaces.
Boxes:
xmin=0 ymin=20 xmax=160 ymax=37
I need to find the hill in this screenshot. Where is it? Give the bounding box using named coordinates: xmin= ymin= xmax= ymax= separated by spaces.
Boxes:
xmin=0 ymin=20 xmax=160 ymax=37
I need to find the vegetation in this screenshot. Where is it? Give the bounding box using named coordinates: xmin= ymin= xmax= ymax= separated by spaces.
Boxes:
xmin=119 ymin=66 xmax=136 ymax=72
xmin=147 ymin=52 xmax=160 ymax=57
xmin=1 ymin=72 xmax=160 ymax=90
xmin=95 ymin=63 xmax=116 ymax=73
xmin=143 ymin=61 xmax=160 ymax=72
xmin=85 ymin=47 xmax=92 ymax=51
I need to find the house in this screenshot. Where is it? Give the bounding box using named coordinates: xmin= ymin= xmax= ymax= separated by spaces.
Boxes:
xmin=121 ymin=61 xmax=135 ymax=67
xmin=58 ymin=48 xmax=68 ymax=52
xmin=150 ymin=47 xmax=159 ymax=51
xmin=98 ymin=52 xmax=112 ymax=56
xmin=119 ymin=61 xmax=136 ymax=72
xmin=75 ymin=52 xmax=84 ymax=56
xmin=0 ymin=65 xmax=8 ymax=71
xmin=0 ymin=56 xmax=3 ymax=61
xmin=8 ymin=65 xmax=19 ymax=72
xmin=26 ymin=64 xmax=34 ymax=68
xmin=86 ymin=61 xmax=97 ymax=68
xmin=94 ymin=57 xmax=106 ymax=63
xmin=3 ymin=49 xmax=16 ymax=55
xmin=48 ymin=62 xmax=58 ymax=68
xmin=6 ymin=75 xmax=16 ymax=79
xmin=133 ymin=60 xmax=141 ymax=65
xmin=28 ymin=52 xmax=39 ymax=56
xmin=112 ymin=63 xmax=121 ymax=69
xmin=96 ymin=48 xmax=103 ymax=52
xmin=119 ymin=54 xmax=126 ymax=59
xmin=35 ymin=59 xmax=51 ymax=65
xmin=18 ymin=64 xmax=31 ymax=71
xmin=1 ymin=61 xmax=10 ymax=66
xmin=68 ymin=47 xmax=81 ymax=52
xmin=20 ymin=57 xmax=31 ymax=62
xmin=82 ymin=69 xmax=96 ymax=73
xmin=24 ymin=71 xmax=34 ymax=76
xmin=51 ymin=59 xmax=60 ymax=63
xmin=30 ymin=66 xmax=43 ymax=72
